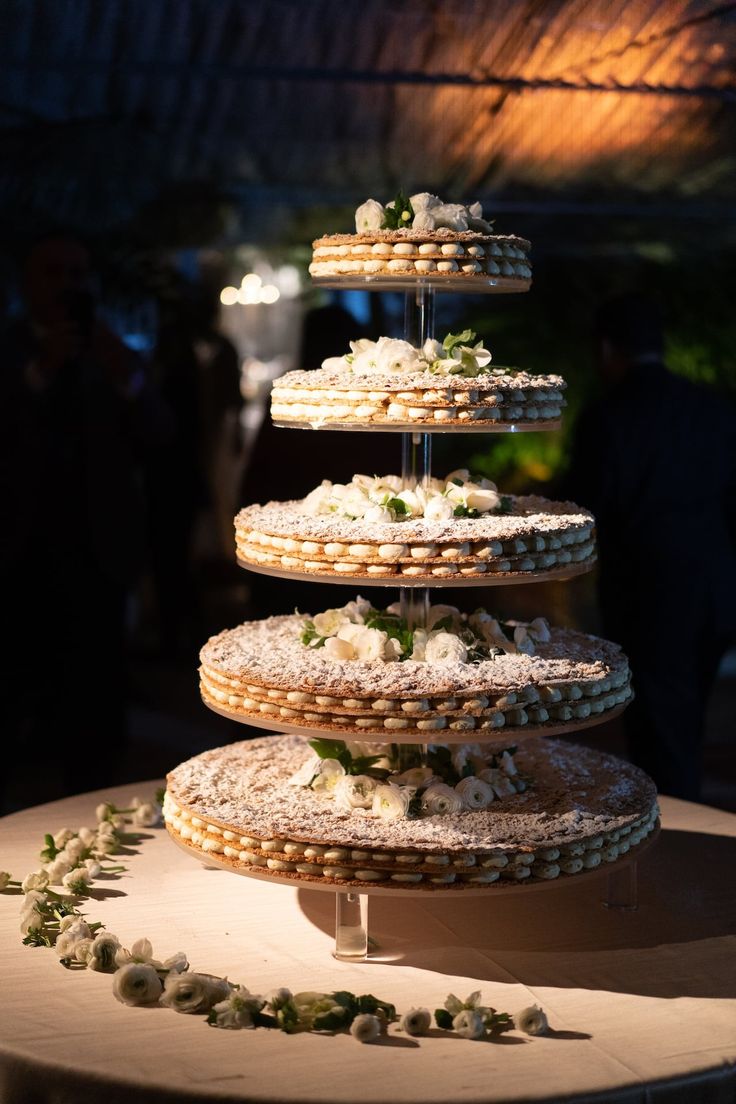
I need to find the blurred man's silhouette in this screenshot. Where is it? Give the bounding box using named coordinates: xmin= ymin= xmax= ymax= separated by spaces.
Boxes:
xmin=568 ymin=293 xmax=736 ymax=799
xmin=0 ymin=234 xmax=171 ymax=804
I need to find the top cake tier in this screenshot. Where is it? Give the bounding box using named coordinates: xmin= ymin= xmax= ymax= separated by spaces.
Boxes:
xmin=309 ymin=192 xmax=531 ymax=292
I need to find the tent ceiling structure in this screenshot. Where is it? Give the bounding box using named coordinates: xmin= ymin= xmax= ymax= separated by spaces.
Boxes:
xmin=0 ymin=0 xmax=734 ymax=247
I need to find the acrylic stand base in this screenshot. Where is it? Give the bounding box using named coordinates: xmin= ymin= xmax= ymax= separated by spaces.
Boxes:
xmin=170 ymin=827 xmax=658 ymax=962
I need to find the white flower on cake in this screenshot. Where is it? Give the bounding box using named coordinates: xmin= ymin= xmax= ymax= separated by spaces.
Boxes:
xmin=322 ymin=328 xmax=494 ymax=381
xmin=312 ymin=609 xmax=345 ymax=638
xmin=409 ymin=192 xmax=442 ymax=212
xmin=431 ymin=202 xmax=470 ymax=231
xmin=355 ymin=626 xmax=390 ymax=662
xmin=425 ymin=631 xmax=467 ymax=665
xmin=423 ymin=495 xmax=455 ymax=521
xmin=354 ymin=198 xmax=385 ymax=233
xmin=412 ymin=210 xmax=437 ymax=231
xmin=372 ymin=783 xmax=411 ymax=820
xmin=394 ymin=766 xmax=434 ymax=788
xmin=323 ymin=637 xmax=355 ymax=660
xmin=288 ymin=754 xmax=321 ymax=787
xmin=455 ymin=777 xmax=494 ymax=810
xmin=335 ymin=775 xmax=377 ymax=810
xmin=422 ymin=783 xmax=464 ymax=816
xmin=311 ymin=758 xmax=347 ymax=794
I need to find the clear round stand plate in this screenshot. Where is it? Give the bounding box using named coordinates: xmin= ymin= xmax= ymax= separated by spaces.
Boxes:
xmin=169 ymin=824 xmax=659 ymax=899
xmin=235 ymin=556 xmax=595 ymax=588
xmin=201 ymin=696 xmax=631 ymax=746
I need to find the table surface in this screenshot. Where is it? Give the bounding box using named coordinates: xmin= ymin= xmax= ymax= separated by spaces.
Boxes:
xmin=1 ymin=783 xmax=735 ymax=1104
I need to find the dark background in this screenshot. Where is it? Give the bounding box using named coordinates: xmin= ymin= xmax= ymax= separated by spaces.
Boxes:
xmin=0 ymin=0 xmax=734 ymax=812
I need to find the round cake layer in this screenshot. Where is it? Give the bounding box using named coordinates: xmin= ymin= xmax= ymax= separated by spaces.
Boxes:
xmin=235 ymin=494 xmax=595 ymax=582
xmin=271 ymin=366 xmax=564 ymax=430
xmin=165 ymin=735 xmax=658 ymax=891
xmin=310 ymin=232 xmax=531 ymax=287
xmin=199 ymin=615 xmax=632 ymax=739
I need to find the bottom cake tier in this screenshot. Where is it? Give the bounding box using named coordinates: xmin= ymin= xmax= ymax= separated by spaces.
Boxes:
xmin=164 ymin=735 xmax=658 ymax=892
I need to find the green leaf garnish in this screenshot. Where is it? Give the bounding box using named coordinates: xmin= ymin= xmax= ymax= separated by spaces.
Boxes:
xmin=382 ymin=190 xmax=414 ymax=230
xmin=386 ymin=496 xmax=409 ymax=516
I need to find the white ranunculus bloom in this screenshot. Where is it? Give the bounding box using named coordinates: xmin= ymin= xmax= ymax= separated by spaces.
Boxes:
xmin=19 ymin=892 xmax=47 ymax=935
xmin=56 ymin=921 xmax=93 ymax=958
xmin=355 ymin=627 xmax=389 ymax=662
xmin=311 ymin=759 xmax=347 ymax=794
xmin=342 ymin=595 xmax=371 ymax=622
xmin=410 ymin=192 xmax=442 ymax=212
xmin=350 ymin=1012 xmax=382 ymax=1043
xmin=426 ymin=604 xmax=460 ymax=630
xmin=396 ymin=489 xmax=423 ymax=516
xmin=336 ymin=621 xmax=365 ymax=646
xmin=77 ymin=827 xmax=97 ymax=847
xmin=53 ymin=828 xmax=75 ymax=848
xmin=64 ymin=837 xmax=88 ymax=861
xmin=384 ymin=637 xmax=403 ymax=662
xmin=432 ymin=203 xmax=469 ymax=231
xmin=334 ymin=775 xmax=377 ymax=810
xmin=73 ymin=938 xmax=94 ymax=964
xmin=95 ymin=803 xmax=114 ymax=823
xmin=424 ymin=495 xmax=455 ymax=521
xmin=412 ymin=210 xmax=437 ymax=232
xmin=44 ymin=856 xmax=73 ymax=884
xmin=355 ymin=198 xmax=385 ymax=233
xmin=86 ymin=932 xmax=122 ymax=972
xmin=516 ymin=1004 xmax=549 ymax=1036
xmin=372 ymin=784 xmax=411 ymax=821
xmin=363 ymin=504 xmax=393 ymax=524
xmin=209 ymin=987 xmax=264 ymax=1029
xmin=62 ymin=869 xmax=91 ymax=893
xmin=425 ymin=631 xmax=467 ymax=665
xmin=83 ymin=858 xmax=102 ymax=879
xmin=313 ymin=608 xmax=347 ymax=638
xmin=422 ymin=783 xmax=464 ymax=816
xmin=453 ymin=1008 xmax=486 ymax=1039
xmin=160 ymin=971 xmax=231 ymax=1015
xmin=132 ymin=802 xmax=160 ymax=828
xmin=323 ymin=636 xmax=355 ymax=661
xmin=468 ymin=201 xmax=483 ymax=219
xmin=466 ymin=485 xmax=501 ymax=513
xmin=112 ymin=963 xmax=162 ymax=1006
xmin=455 ymin=777 xmax=494 ymax=810
xmin=21 ymin=870 xmax=49 ymax=894
xmin=500 ymin=750 xmax=518 ymax=776
xmin=401 ymin=1007 xmax=432 ymax=1036
xmin=410 ymin=627 xmax=427 ymax=662
xmin=341 ymin=488 xmax=370 ymax=518
xmin=422 ymin=337 xmax=444 ymax=363
xmin=302 ymin=481 xmax=333 ymax=514
xmin=513 ymin=626 xmax=536 ymax=655
xmin=374 ymin=336 xmax=423 ymax=375
xmin=446 ymin=468 xmax=471 ymax=484
xmin=528 ymin=617 xmax=551 ymax=643
xmin=394 ymin=766 xmax=434 ymax=788
xmin=288 ymin=754 xmax=321 ymax=787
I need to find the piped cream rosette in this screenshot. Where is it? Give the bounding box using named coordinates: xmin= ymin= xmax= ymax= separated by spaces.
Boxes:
xmin=235 ymin=469 xmax=595 ymax=582
xmin=164 ymin=735 xmax=658 ymax=892
xmin=309 ymin=191 xmax=532 ymax=287
xmin=199 ymin=602 xmax=633 ymax=741
xmin=271 ymin=332 xmax=565 ymax=430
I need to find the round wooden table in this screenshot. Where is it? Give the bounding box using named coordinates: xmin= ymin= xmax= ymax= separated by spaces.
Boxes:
xmin=1 ymin=783 xmax=735 ymax=1103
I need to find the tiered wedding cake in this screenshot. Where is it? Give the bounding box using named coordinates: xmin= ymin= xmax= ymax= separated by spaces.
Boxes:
xmin=165 ymin=192 xmax=658 ymax=896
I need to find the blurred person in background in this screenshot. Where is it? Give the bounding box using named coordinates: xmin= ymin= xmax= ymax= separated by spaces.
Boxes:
xmin=148 ymin=282 xmax=242 ymax=655
xmin=567 ymin=293 xmax=736 ymax=799
xmin=0 ymin=233 xmax=171 ymax=806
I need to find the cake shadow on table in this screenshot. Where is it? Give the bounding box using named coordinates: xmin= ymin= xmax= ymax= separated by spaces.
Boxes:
xmin=295 ymin=827 xmax=736 ymax=1001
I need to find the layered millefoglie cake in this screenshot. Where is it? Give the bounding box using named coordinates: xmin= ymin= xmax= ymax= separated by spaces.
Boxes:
xmin=271 ymin=330 xmax=565 ymax=430
xmin=309 ymin=192 xmax=531 ymax=288
xmin=199 ymin=600 xmax=632 ymax=741
xmin=235 ymin=471 xmax=595 ymax=582
xmin=164 ymin=735 xmax=658 ymax=891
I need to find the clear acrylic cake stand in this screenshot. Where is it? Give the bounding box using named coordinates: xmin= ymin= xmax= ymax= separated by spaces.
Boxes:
xmin=218 ymin=280 xmax=646 ymax=961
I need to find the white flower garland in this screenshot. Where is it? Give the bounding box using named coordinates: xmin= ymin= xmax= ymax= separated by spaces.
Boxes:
xmin=1 ymin=798 xmax=551 ymax=1044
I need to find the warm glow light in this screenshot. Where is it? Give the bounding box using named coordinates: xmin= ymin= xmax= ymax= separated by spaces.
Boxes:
xmin=260 ymin=284 xmax=280 ymax=304
xmin=241 ymin=272 xmax=262 ymax=290
xmin=237 ymin=286 xmax=261 ymax=305
xmin=219 ymin=286 xmax=239 ymax=306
